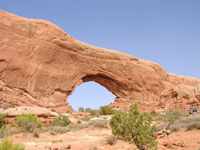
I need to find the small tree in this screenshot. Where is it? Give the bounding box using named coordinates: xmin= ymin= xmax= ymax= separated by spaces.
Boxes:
xmin=85 ymin=108 xmax=100 ymax=117
xmin=52 ymin=116 xmax=71 ymax=127
xmin=161 ymin=107 xmax=183 ymax=129
xmin=85 ymin=108 xmax=92 ymax=113
xmin=16 ymin=113 xmax=42 ymax=133
xmin=110 ymin=103 xmax=157 ymax=150
xmin=99 ymin=105 xmax=115 ymax=115
xmin=78 ymin=107 xmax=84 ymax=112
xmin=150 ymin=110 xmax=157 ymax=117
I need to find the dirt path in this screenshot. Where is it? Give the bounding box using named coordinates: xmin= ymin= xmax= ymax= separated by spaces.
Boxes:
xmin=5 ymin=126 xmax=200 ymax=150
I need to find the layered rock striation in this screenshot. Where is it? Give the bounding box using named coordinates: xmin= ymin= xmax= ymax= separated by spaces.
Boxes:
xmin=0 ymin=11 xmax=200 ymax=112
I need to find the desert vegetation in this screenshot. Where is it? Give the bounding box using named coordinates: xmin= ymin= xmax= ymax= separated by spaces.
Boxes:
xmin=0 ymin=103 xmax=200 ymax=149
xmin=110 ymin=103 xmax=157 ymax=150
xmin=16 ymin=113 xmax=42 ymax=133
xmin=2 ymin=102 xmax=15 ymax=110
xmin=0 ymin=138 xmax=25 ymax=150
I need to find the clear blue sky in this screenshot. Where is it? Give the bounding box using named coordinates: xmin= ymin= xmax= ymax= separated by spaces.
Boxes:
xmin=1 ymin=1 xmax=200 ymax=111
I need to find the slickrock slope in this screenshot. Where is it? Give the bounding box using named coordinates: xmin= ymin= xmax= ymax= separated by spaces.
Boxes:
xmin=0 ymin=11 xmax=200 ymax=112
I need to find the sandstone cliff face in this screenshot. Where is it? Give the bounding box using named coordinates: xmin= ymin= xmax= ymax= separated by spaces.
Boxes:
xmin=0 ymin=11 xmax=200 ymax=112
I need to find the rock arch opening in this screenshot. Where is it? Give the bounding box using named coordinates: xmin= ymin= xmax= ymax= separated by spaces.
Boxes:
xmin=68 ymin=81 xmax=116 ymax=111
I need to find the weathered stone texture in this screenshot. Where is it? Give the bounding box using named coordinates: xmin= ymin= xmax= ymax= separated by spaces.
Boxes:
xmin=0 ymin=11 xmax=200 ymax=112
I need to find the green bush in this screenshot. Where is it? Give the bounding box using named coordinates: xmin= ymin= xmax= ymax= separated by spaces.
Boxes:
xmin=33 ymin=128 xmax=40 ymax=137
xmin=110 ymin=103 xmax=157 ymax=150
xmin=85 ymin=108 xmax=92 ymax=113
xmin=0 ymin=125 xmax=12 ymax=138
xmin=51 ymin=109 xmax=56 ymax=112
xmin=0 ymin=138 xmax=25 ymax=150
xmin=78 ymin=107 xmax=84 ymax=112
xmin=85 ymin=108 xmax=96 ymax=116
xmin=150 ymin=110 xmax=157 ymax=117
xmin=16 ymin=113 xmax=42 ymax=133
xmin=106 ymin=135 xmax=117 ymax=145
xmin=156 ymin=117 xmax=200 ymax=132
xmin=66 ymin=110 xmax=72 ymax=114
xmin=85 ymin=108 xmax=103 ymax=117
xmin=77 ymin=120 xmax=81 ymax=124
xmin=2 ymin=102 xmax=15 ymax=110
xmin=52 ymin=116 xmax=71 ymax=127
xmin=160 ymin=107 xmax=183 ymax=123
xmin=99 ymin=105 xmax=115 ymax=115
xmin=0 ymin=114 xmax=7 ymax=128
xmin=80 ymin=116 xmax=90 ymax=122
xmin=91 ymin=110 xmax=100 ymax=117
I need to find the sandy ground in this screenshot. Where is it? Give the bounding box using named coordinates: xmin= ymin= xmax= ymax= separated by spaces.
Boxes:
xmin=3 ymin=126 xmax=199 ymax=150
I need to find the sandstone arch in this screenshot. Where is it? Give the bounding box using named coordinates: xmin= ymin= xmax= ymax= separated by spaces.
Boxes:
xmin=70 ymin=74 xmax=129 ymax=105
xmin=1 ymin=11 xmax=200 ymax=112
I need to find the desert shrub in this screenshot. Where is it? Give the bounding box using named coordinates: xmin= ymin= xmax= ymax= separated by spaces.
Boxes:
xmin=150 ymin=110 xmax=157 ymax=117
xmin=170 ymin=116 xmax=200 ymax=131
xmin=86 ymin=108 xmax=95 ymax=116
xmin=52 ymin=116 xmax=71 ymax=127
xmin=51 ymin=109 xmax=56 ymax=112
xmin=155 ymin=123 xmax=168 ymax=132
xmin=186 ymin=122 xmax=200 ymax=131
xmin=85 ymin=108 xmax=92 ymax=113
xmin=99 ymin=105 xmax=115 ymax=115
xmin=78 ymin=107 xmax=84 ymax=112
xmin=66 ymin=110 xmax=72 ymax=114
xmin=110 ymin=103 xmax=157 ymax=150
xmin=179 ymin=117 xmax=200 ymax=124
xmin=77 ymin=120 xmax=81 ymax=124
xmin=16 ymin=113 xmax=42 ymax=133
xmin=69 ymin=124 xmax=90 ymax=131
xmin=106 ymin=135 xmax=117 ymax=145
xmin=161 ymin=107 xmax=183 ymax=123
xmin=33 ymin=128 xmax=40 ymax=137
xmin=69 ymin=124 xmax=89 ymax=131
xmin=178 ymin=117 xmax=193 ymax=124
xmin=0 ymin=114 xmax=7 ymax=128
xmin=89 ymin=120 xmax=108 ymax=128
xmin=80 ymin=116 xmax=90 ymax=122
xmin=85 ymin=108 xmax=100 ymax=117
xmin=42 ymin=126 xmax=71 ymax=134
xmin=168 ymin=124 xmax=181 ymax=132
xmin=2 ymin=102 xmax=15 ymax=110
xmin=156 ymin=107 xmax=183 ymax=130
xmin=0 ymin=138 xmax=25 ymax=150
xmin=0 ymin=125 xmax=12 ymax=138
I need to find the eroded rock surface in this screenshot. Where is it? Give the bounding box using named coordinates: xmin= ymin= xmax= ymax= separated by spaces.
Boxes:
xmin=0 ymin=11 xmax=200 ymax=112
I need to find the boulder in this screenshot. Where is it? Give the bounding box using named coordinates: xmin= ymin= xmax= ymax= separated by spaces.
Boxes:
xmin=1 ymin=106 xmax=53 ymax=117
xmin=1 ymin=106 xmax=59 ymax=125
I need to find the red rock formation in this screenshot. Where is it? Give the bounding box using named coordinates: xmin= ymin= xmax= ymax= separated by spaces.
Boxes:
xmin=0 ymin=11 xmax=200 ymax=112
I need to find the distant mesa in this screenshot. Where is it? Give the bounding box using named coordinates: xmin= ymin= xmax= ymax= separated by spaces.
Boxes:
xmin=0 ymin=10 xmax=200 ymax=112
